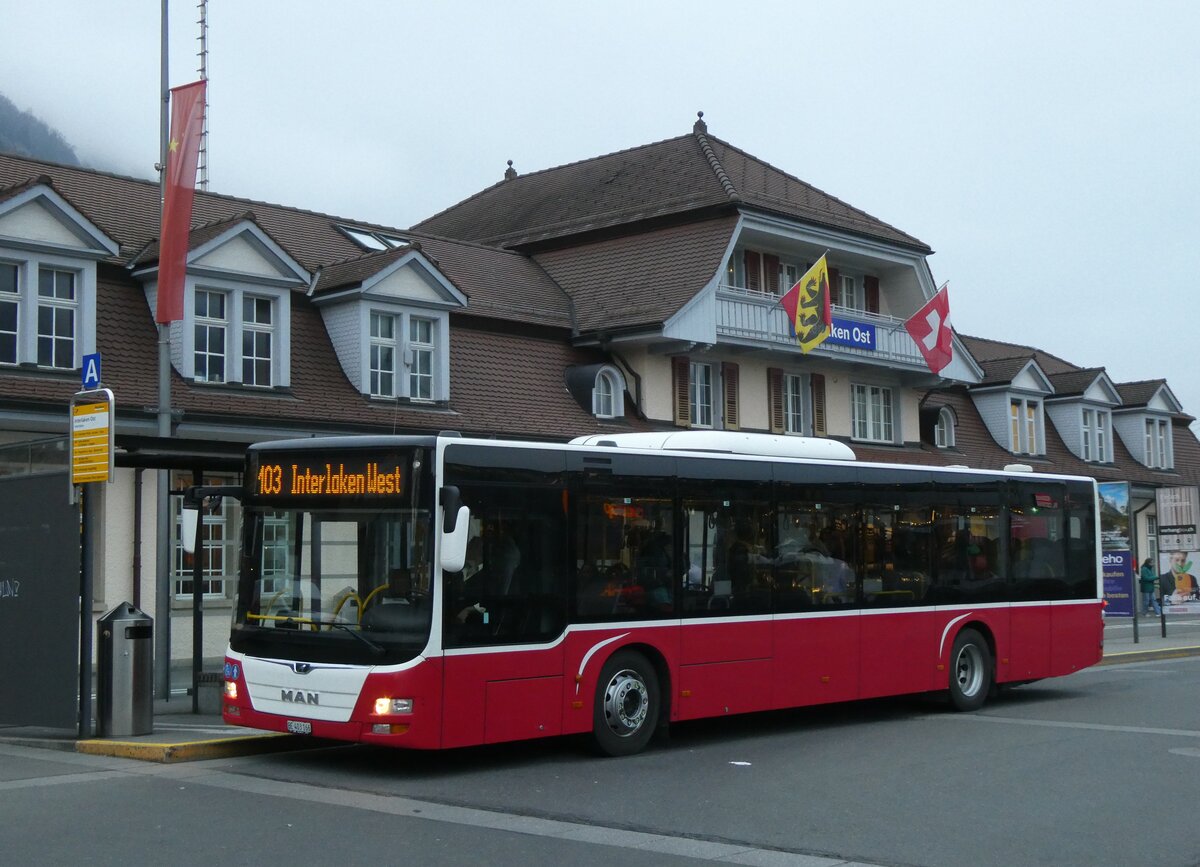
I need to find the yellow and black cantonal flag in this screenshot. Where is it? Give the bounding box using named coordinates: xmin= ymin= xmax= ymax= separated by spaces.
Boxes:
xmin=779 ymin=254 xmax=831 ymax=353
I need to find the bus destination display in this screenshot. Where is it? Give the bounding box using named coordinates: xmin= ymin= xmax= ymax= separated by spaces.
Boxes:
xmin=255 ymin=456 xmax=405 ymax=498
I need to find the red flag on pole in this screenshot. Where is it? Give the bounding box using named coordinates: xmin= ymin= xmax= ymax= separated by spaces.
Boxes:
xmin=155 ymin=80 xmax=206 ymax=324
xmin=904 ymin=283 xmax=953 ymax=374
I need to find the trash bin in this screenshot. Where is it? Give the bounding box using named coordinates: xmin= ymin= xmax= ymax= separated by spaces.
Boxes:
xmin=97 ymin=602 xmax=153 ymax=737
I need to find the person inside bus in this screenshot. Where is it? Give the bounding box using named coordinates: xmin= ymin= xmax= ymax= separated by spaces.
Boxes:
xmin=449 ymin=526 xmax=521 ymax=625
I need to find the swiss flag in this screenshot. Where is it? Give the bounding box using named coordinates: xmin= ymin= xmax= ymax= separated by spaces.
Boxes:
xmin=904 ymin=284 xmax=953 ymax=374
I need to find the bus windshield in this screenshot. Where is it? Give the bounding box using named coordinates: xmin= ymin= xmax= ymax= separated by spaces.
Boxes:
xmin=230 ymin=446 xmax=434 ymax=665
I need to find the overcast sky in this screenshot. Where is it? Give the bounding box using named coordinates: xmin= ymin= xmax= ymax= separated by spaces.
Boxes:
xmin=4 ymin=1 xmax=1198 ymax=424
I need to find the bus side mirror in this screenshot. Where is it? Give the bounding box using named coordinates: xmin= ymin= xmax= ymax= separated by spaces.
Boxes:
xmin=180 ymin=485 xmax=243 ymax=555
xmin=439 ymin=486 xmax=470 ymax=572
xmin=181 ymin=502 xmax=201 ymax=555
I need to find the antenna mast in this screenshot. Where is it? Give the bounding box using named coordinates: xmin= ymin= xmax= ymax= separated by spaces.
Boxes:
xmin=196 ymin=0 xmax=209 ymax=189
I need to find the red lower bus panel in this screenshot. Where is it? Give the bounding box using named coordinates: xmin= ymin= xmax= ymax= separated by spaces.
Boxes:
xmin=771 ymin=614 xmax=860 ymax=708
xmin=858 ymin=609 xmax=939 ymax=699
xmin=442 ymin=645 xmax=565 ymax=748
xmin=1007 ymin=605 xmax=1052 ymax=682
xmin=676 ymin=658 xmax=772 ymax=720
xmin=1050 ymin=603 xmax=1104 ymax=676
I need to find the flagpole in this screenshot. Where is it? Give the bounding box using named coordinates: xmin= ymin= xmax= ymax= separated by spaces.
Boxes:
xmin=154 ymin=0 xmax=173 ymax=703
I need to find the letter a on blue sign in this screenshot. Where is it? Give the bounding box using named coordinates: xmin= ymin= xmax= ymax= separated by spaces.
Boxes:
xmin=82 ymin=353 xmax=101 ymax=390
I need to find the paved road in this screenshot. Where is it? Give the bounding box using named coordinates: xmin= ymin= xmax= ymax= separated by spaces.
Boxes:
xmin=5 ymin=654 xmax=1200 ymax=867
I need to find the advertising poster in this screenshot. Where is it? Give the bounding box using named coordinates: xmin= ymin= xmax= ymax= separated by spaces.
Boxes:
xmin=1098 ymin=483 xmax=1133 ymax=616
xmin=1098 ymin=482 xmax=1130 ymax=551
xmin=1102 ymin=550 xmax=1134 ymax=617
xmin=1156 ymin=486 xmax=1199 ymax=552
xmin=1157 ymin=550 xmax=1200 ymax=614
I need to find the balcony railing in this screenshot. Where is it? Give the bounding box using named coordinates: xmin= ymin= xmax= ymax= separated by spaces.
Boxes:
xmin=715 ymin=283 xmax=927 ymax=367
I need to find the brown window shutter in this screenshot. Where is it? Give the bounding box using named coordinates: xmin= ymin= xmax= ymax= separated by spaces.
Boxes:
xmin=744 ymin=250 xmax=761 ymax=292
xmin=768 ymin=368 xmax=784 ymax=434
xmin=762 ymin=254 xmax=780 ymax=294
xmin=722 ymin=362 xmax=740 ymax=430
xmin=672 ymin=356 xmax=690 ymax=427
xmin=811 ymin=373 xmax=827 ymax=436
xmin=828 ymin=268 xmax=840 ymax=305
xmin=864 ymin=275 xmax=879 ymax=313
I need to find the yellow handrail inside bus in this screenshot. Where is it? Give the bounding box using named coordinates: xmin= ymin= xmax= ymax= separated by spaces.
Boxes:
xmin=332 ymin=592 xmax=362 ymax=626
xmin=246 ymin=612 xmax=318 ymax=631
xmin=360 ymin=585 xmax=388 ymax=617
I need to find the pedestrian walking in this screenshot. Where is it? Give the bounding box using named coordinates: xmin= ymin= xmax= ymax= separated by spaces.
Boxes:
xmin=1140 ymin=557 xmax=1163 ymax=616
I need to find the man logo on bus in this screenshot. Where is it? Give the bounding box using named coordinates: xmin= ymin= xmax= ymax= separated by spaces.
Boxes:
xmin=281 ymin=689 xmax=319 ymax=705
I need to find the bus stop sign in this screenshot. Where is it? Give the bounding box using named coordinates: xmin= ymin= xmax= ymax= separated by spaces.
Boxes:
xmin=81 ymin=353 xmax=101 ymax=390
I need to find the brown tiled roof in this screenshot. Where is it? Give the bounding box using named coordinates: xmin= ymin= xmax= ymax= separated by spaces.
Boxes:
xmin=1046 ymin=368 xmax=1106 ymax=398
xmin=1115 ymin=380 xmax=1166 ymax=408
xmin=533 ymin=216 xmax=738 ymax=332
xmin=959 ymin=334 xmax=1078 ymax=375
xmin=0 ymin=153 xmax=569 ymax=328
xmin=0 ymin=272 xmax=645 ymax=442
xmin=976 ymin=355 xmax=1039 ymax=387
xmin=311 ymin=245 xmax=418 ymax=295
xmin=919 ymin=385 xmax=1200 ymax=484
xmin=412 ymin=123 xmax=929 ymax=252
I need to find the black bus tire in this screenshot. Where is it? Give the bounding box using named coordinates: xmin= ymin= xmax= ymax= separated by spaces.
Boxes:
xmin=591 ymin=650 xmax=660 ymax=757
xmin=948 ymin=628 xmax=991 ymax=712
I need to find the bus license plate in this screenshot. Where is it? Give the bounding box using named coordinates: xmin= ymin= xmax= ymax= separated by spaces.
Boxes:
xmin=286 ymin=720 xmax=312 ymax=735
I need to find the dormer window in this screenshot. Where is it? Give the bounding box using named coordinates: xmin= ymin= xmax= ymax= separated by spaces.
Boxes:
xmin=1081 ymin=408 xmax=1111 ymax=462
xmin=1009 ymin=398 xmax=1041 ymax=455
xmin=1145 ymin=418 xmax=1173 ymax=469
xmin=0 ymin=182 xmax=116 ymax=372
xmin=935 ymin=407 xmax=956 ymax=448
xmin=592 ymin=366 xmax=626 ymax=419
xmin=369 ymin=311 xmax=396 ymax=397
xmin=365 ymin=308 xmax=443 ymax=401
xmin=186 ymin=285 xmax=288 ymax=388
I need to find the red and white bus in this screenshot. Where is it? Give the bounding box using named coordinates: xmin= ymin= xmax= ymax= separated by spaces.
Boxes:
xmin=204 ymin=431 xmax=1104 ymax=756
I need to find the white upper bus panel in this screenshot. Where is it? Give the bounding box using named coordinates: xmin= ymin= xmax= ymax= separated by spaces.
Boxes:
xmin=568 ymin=431 xmax=856 ymax=462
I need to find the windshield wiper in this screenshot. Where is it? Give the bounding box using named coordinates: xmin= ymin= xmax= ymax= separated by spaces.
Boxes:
xmin=276 ymin=617 xmax=386 ymax=656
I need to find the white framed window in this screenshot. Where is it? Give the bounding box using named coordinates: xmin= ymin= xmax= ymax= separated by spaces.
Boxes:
xmin=690 ymin=362 xmax=713 ymax=428
xmin=1146 ymin=418 xmax=1172 ymax=469
xmin=194 ymin=289 xmax=227 ymax=383
xmin=784 ymin=373 xmax=804 ymax=434
xmin=369 ymin=311 xmax=397 ymax=397
xmin=852 ymin=383 xmax=894 ymax=443
xmin=935 ymin=407 xmax=956 ymax=448
xmin=1082 ymin=408 xmax=1110 ymax=462
xmin=1010 ymin=397 xmax=1041 ymax=455
xmin=172 ymin=474 xmax=238 ymax=599
xmin=408 ymin=316 xmax=435 ymax=401
xmin=0 ymin=262 xmax=17 ymax=365
xmin=241 ymin=295 xmax=274 ymax=387
xmin=187 ymin=283 xmax=287 ymax=388
xmin=260 ymin=511 xmax=291 ymax=596
xmin=36 ymin=267 xmax=77 ymax=369
xmin=836 ymin=274 xmax=864 ymax=311
xmin=593 ymin=367 xmax=625 ymax=419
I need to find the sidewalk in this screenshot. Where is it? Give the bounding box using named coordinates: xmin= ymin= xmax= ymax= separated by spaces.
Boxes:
xmin=1099 ymin=611 xmax=1200 ymax=664
xmin=5 ymin=616 xmax=1199 ymax=763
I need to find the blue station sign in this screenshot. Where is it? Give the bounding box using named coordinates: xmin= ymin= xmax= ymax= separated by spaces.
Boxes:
xmin=826 ymin=317 xmax=877 ymax=351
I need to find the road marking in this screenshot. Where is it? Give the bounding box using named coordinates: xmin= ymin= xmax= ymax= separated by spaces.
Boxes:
xmin=926 ymin=714 xmax=1200 ymax=738
xmin=184 ymin=769 xmax=875 ymax=866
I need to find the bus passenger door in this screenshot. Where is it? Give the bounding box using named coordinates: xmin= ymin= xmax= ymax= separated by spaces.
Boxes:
xmin=438 ymin=468 xmax=569 ymax=748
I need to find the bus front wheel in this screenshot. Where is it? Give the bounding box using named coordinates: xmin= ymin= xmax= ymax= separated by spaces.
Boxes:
xmin=592 ymin=650 xmax=659 ymax=757
xmin=948 ymin=628 xmax=991 ymax=712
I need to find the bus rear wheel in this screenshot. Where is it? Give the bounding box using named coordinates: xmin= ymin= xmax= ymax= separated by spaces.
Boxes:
xmin=948 ymin=628 xmax=991 ymax=712
xmin=592 ymin=650 xmax=659 ymax=757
